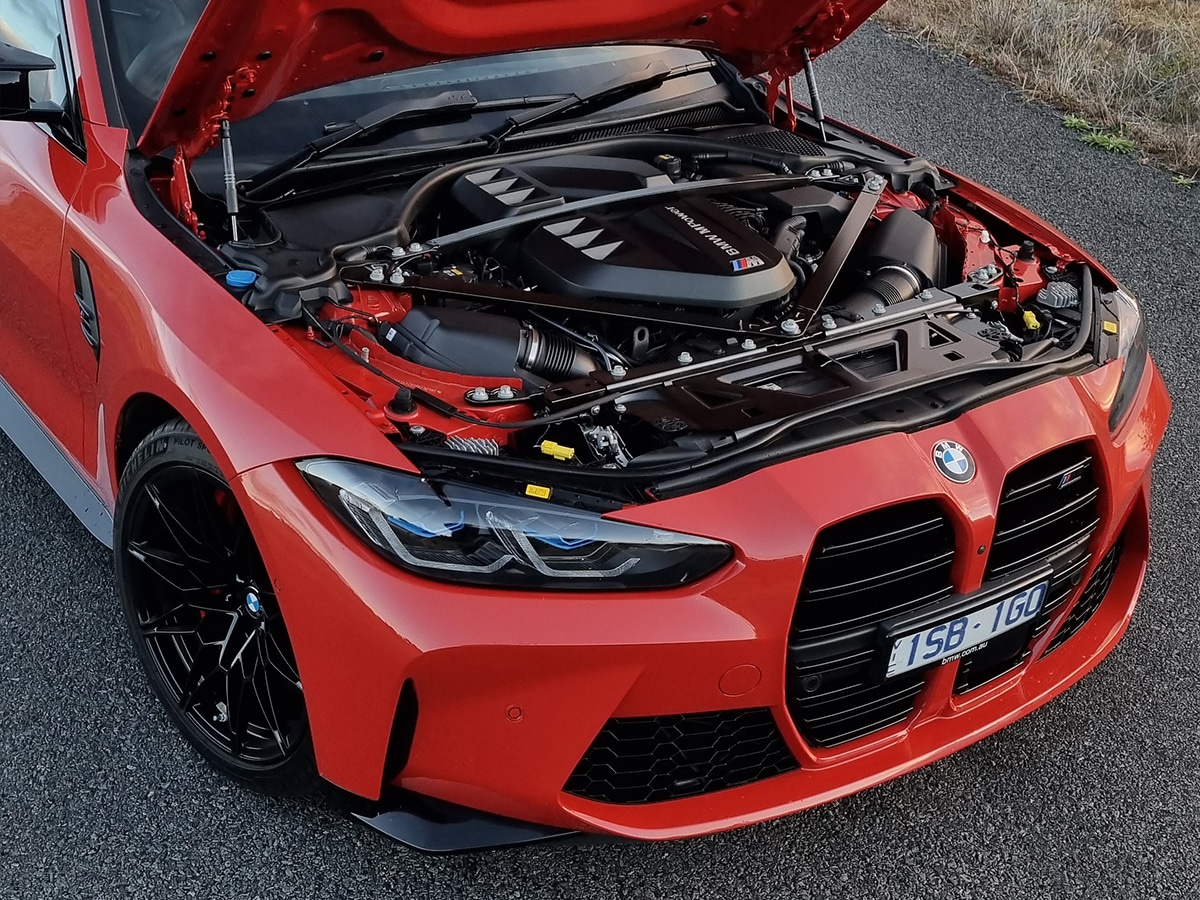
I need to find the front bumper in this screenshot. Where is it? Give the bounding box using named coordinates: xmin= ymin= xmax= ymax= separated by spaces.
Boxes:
xmin=236 ymin=358 xmax=1169 ymax=844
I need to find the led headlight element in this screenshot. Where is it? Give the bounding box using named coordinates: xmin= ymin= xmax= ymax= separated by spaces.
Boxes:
xmin=298 ymin=459 xmax=732 ymax=589
xmin=1105 ymin=287 xmax=1148 ymax=432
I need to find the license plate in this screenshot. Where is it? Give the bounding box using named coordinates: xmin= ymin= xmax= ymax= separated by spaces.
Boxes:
xmin=885 ymin=581 xmax=1049 ymax=678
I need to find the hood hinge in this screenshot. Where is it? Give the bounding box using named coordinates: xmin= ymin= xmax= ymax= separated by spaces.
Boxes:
xmin=764 ymin=0 xmax=848 ymax=126
xmin=770 ymin=1 xmax=851 ymax=79
xmin=804 ymin=1 xmax=852 ymax=56
xmin=169 ymin=66 xmax=258 ymax=237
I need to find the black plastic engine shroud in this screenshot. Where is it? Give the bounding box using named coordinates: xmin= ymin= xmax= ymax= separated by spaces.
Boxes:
xmin=450 ymin=155 xmax=795 ymax=309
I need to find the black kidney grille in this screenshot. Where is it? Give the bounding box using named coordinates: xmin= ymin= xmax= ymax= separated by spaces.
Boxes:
xmin=954 ymin=445 xmax=1102 ymax=691
xmin=563 ymin=709 xmax=798 ymax=805
xmin=787 ymin=501 xmax=955 ymax=747
xmin=790 ymin=671 xmax=927 ymax=748
xmin=985 ymin=444 xmax=1101 ymax=579
xmin=954 ymin=551 xmax=1091 ymax=691
xmin=1045 ymin=537 xmax=1124 ymax=654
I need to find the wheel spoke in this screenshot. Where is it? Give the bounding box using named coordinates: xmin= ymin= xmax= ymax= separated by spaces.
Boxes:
xmin=252 ymin=656 xmax=289 ymax=756
xmin=188 ymin=469 xmax=235 ymax=559
xmin=139 ymin=603 xmax=188 ymax=629
xmin=128 ymin=541 xmax=230 ymax=594
xmin=230 ymin=524 xmax=259 ymax=581
xmin=225 ymin=659 xmax=252 ymax=754
xmin=262 ymin=631 xmax=302 ymax=688
xmin=222 ymin=620 xmax=258 ymax=671
xmin=142 ymin=623 xmax=199 ymax=638
xmin=146 ymin=482 xmax=211 ymax=562
xmin=127 ymin=541 xmax=198 ymax=593
xmin=179 ymin=644 xmax=222 ymax=711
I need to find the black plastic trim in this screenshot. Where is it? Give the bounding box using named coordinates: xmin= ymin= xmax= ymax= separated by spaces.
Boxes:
xmin=787 ymin=500 xmax=955 ymax=747
xmin=354 ymin=791 xmax=575 ymax=853
xmin=380 ymin=680 xmax=418 ymax=790
xmin=1045 ymin=536 xmax=1124 ymax=654
xmin=564 ymin=708 xmax=799 ymax=804
xmin=71 ymin=251 xmax=101 ymax=360
xmin=82 ymin=0 xmax=126 ymax=129
xmin=0 ymin=372 xmax=112 ymax=546
xmin=123 ymin=156 xmax=230 ymax=277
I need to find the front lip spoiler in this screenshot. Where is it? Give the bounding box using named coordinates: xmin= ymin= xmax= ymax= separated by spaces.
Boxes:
xmin=353 ymin=791 xmax=578 ymax=853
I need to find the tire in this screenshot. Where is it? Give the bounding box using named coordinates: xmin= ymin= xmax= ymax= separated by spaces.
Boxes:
xmin=114 ymin=418 xmax=318 ymax=795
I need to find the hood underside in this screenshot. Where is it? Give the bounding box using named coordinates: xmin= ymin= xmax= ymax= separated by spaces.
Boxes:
xmin=137 ymin=0 xmax=883 ymax=155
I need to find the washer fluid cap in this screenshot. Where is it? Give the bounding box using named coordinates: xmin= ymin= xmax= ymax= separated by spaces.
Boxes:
xmin=225 ymin=269 xmax=258 ymax=290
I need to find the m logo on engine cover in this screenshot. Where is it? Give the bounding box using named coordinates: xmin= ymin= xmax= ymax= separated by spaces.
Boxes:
xmin=932 ymin=440 xmax=976 ymax=484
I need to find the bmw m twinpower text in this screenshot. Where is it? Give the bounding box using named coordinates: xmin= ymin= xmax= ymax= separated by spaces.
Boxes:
xmin=0 ymin=0 xmax=1169 ymax=851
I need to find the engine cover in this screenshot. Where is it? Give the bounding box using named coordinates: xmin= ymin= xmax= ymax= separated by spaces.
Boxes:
xmin=451 ymin=155 xmax=795 ymax=309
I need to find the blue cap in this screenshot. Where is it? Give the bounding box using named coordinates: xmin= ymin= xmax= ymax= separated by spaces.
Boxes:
xmin=225 ymin=269 xmax=257 ymax=290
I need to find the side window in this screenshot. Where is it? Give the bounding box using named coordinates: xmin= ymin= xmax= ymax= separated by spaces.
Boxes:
xmin=0 ymin=0 xmax=72 ymax=107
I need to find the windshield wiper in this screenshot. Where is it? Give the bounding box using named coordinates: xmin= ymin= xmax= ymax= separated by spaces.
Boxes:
xmin=477 ymin=59 xmax=717 ymax=150
xmin=245 ymin=89 xmax=481 ymax=196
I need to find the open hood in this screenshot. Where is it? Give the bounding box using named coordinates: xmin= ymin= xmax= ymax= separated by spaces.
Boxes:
xmin=138 ymin=0 xmax=884 ymax=156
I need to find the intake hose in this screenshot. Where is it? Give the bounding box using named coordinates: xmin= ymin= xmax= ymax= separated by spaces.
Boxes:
xmin=377 ymin=306 xmax=599 ymax=381
xmin=839 ymin=207 xmax=941 ymax=318
xmin=771 ymin=214 xmax=808 ymax=259
xmin=518 ymin=327 xmax=598 ymax=380
xmin=381 ymin=134 xmax=860 ymax=251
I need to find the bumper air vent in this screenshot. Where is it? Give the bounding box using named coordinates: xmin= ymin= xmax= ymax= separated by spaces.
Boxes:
xmin=563 ymin=709 xmax=798 ymax=804
xmin=1045 ymin=536 xmax=1124 ymax=654
xmin=787 ymin=501 xmax=955 ymax=747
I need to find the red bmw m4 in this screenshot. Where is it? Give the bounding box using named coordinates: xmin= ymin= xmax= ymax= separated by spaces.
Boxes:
xmin=0 ymin=0 xmax=1169 ymax=850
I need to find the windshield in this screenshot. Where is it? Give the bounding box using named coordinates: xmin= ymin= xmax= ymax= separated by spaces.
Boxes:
xmin=99 ymin=0 xmax=728 ymax=164
xmin=225 ymin=46 xmax=724 ymax=170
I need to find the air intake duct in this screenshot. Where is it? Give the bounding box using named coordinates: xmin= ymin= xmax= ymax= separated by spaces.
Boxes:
xmin=841 ymin=208 xmax=940 ymax=318
xmin=378 ymin=307 xmax=599 ymax=382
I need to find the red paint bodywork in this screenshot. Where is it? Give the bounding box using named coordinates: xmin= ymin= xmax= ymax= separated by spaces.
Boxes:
xmin=0 ymin=0 xmax=1170 ymax=840
xmin=139 ymin=0 xmax=884 ymax=154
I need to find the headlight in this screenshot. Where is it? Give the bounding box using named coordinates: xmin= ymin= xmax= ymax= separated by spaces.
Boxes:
xmin=1105 ymin=287 xmax=1148 ymax=432
xmin=298 ymin=459 xmax=733 ymax=590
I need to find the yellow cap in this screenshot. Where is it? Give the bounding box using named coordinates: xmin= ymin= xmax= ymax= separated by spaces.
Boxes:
xmin=539 ymin=441 xmax=576 ymax=461
xmin=1022 ymin=310 xmax=1040 ymax=330
xmin=525 ymin=484 xmax=552 ymax=499
xmin=1103 ymin=321 xmax=1119 ymax=335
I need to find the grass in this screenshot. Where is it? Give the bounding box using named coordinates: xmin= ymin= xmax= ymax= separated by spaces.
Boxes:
xmin=1079 ymin=129 xmax=1138 ymax=154
xmin=874 ymin=0 xmax=1200 ymax=177
xmin=1062 ymin=114 xmax=1093 ymax=133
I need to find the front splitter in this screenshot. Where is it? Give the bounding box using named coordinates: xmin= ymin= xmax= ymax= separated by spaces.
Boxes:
xmin=354 ymin=792 xmax=577 ymax=853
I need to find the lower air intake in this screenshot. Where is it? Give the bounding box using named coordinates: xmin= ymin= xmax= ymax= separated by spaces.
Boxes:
xmin=563 ymin=709 xmax=798 ymax=804
xmin=1045 ymin=537 xmax=1124 ymax=654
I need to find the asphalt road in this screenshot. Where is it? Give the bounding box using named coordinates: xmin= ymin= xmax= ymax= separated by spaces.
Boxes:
xmin=2 ymin=23 xmax=1197 ymax=900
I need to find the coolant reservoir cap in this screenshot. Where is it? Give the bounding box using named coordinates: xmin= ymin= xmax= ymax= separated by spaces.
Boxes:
xmin=225 ymin=269 xmax=258 ymax=290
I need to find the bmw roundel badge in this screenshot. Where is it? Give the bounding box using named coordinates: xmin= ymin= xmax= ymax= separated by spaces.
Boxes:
xmin=932 ymin=440 xmax=976 ymax=484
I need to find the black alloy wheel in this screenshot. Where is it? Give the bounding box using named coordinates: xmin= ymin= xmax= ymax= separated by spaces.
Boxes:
xmin=115 ymin=419 xmax=317 ymax=793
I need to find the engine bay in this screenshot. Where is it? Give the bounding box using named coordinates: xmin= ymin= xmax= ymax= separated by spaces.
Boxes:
xmin=180 ymin=126 xmax=1092 ymax=501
